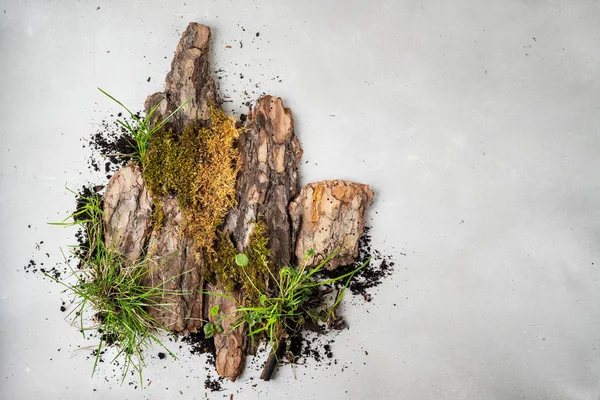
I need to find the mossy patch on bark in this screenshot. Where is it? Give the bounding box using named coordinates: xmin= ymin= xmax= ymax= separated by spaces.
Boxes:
xmin=209 ymin=222 xmax=274 ymax=306
xmin=143 ymin=106 xmax=240 ymax=259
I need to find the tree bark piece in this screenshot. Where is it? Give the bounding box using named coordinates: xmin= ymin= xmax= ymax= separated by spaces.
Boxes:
xmin=103 ymin=164 xmax=153 ymax=261
xmin=206 ymin=284 xmax=246 ymax=381
xmin=260 ymin=337 xmax=285 ymax=381
xmin=216 ymin=95 xmax=302 ymax=381
xmin=140 ymin=22 xmax=218 ymax=336
xmin=145 ymin=196 xmax=204 ymax=334
xmin=289 ymin=180 xmax=375 ymax=270
xmin=224 ymin=95 xmax=303 ymax=265
xmin=145 ymin=22 xmax=219 ymax=132
xmin=99 ymin=22 xmax=379 ymax=383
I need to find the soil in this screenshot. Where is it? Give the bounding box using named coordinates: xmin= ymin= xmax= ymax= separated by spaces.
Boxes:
xmin=86 ymin=116 xmax=138 ymax=179
xmin=204 ymin=376 xmax=225 ymax=392
xmin=320 ymin=226 xmax=395 ymax=298
xmin=23 ymin=232 xmax=66 ymax=280
xmin=72 ymin=186 xmax=105 ymax=269
xmin=180 ymin=332 xmax=228 ymax=391
xmin=181 ymin=332 xmax=216 ymax=359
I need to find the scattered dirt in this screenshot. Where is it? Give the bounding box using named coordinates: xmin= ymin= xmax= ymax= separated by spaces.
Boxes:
xmin=204 ymin=376 xmax=224 ymax=391
xmin=181 ymin=331 xmax=216 ymax=359
xmin=23 ymin=233 xmax=66 ymax=280
xmin=320 ymin=226 xmax=395 ymax=298
xmin=86 ymin=116 xmax=138 ymax=179
xmin=180 ymin=332 xmax=227 ymax=391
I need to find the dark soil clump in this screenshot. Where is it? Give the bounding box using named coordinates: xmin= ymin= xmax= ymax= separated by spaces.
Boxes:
xmin=86 ymin=117 xmax=138 ymax=178
xmin=74 ymin=185 xmax=104 ymax=223
xmin=204 ymin=376 xmax=224 ymax=391
xmin=72 ymin=186 xmax=104 ymax=267
xmin=181 ymin=331 xmax=217 ymax=359
xmin=320 ymin=226 xmax=394 ymax=297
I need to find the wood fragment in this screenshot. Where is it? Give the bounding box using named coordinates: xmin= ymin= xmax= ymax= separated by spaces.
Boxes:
xmin=206 ymin=284 xmax=246 ymax=381
xmin=141 ymin=22 xmax=219 ymax=335
xmin=102 ymin=164 xmax=152 ymax=261
xmin=289 ymin=180 xmax=375 ymax=270
xmin=224 ymin=95 xmax=303 ymax=265
xmin=207 ymin=95 xmax=303 ymax=380
xmin=144 ymin=196 xmax=204 ymax=334
xmin=145 ymin=22 xmax=219 ymax=132
xmin=104 ymin=22 xmax=374 ymax=382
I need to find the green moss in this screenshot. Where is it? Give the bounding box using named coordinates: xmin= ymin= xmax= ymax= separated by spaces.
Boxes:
xmin=142 ymin=106 xmax=273 ymax=302
xmin=143 ymin=106 xmax=239 ymax=259
xmin=209 ymin=222 xmax=274 ymax=306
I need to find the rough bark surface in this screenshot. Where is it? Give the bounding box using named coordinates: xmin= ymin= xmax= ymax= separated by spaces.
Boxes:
xmin=207 ymin=95 xmax=303 ymax=380
xmin=145 ymin=22 xmax=219 ymax=132
xmin=145 ymin=197 xmax=204 ymax=334
xmin=138 ymin=22 xmax=219 ymax=336
xmin=205 ymin=284 xmax=246 ymax=381
xmin=289 ymin=180 xmax=375 ymax=270
xmin=143 ymin=22 xmax=249 ymax=377
xmin=224 ymin=95 xmax=303 ymax=265
xmin=206 ymin=290 xmax=245 ymax=380
xmin=103 ymin=164 xmax=153 ymax=261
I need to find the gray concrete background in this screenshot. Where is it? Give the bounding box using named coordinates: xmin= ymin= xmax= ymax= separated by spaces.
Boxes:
xmin=1 ymin=0 xmax=600 ymax=399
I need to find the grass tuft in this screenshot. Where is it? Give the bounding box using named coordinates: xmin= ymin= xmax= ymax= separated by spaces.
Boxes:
xmin=98 ymin=88 xmax=190 ymax=166
xmin=50 ymin=187 xmax=187 ymax=385
xmin=206 ymin=249 xmax=369 ymax=355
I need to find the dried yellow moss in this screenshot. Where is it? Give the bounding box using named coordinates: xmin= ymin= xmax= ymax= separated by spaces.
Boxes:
xmin=143 ymin=106 xmax=239 ymax=258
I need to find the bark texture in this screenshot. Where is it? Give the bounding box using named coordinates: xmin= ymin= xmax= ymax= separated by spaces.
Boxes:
xmin=138 ymin=22 xmax=220 ymax=335
xmin=103 ymin=164 xmax=153 ymax=261
xmin=289 ymin=180 xmax=375 ymax=270
xmin=206 ymin=284 xmax=246 ymax=381
xmin=145 ymin=22 xmax=219 ymax=132
xmin=145 ymin=197 xmax=204 ymax=334
xmin=101 ymin=22 xmax=374 ymax=382
xmin=208 ymin=95 xmax=303 ymax=380
xmin=224 ymin=95 xmax=303 ymax=265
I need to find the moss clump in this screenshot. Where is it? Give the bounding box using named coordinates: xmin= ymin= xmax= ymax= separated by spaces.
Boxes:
xmin=210 ymin=222 xmax=274 ymax=306
xmin=143 ymin=106 xmax=240 ymax=258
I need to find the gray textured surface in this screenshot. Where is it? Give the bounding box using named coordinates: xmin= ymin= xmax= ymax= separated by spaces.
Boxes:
xmin=1 ymin=1 xmax=600 ymax=399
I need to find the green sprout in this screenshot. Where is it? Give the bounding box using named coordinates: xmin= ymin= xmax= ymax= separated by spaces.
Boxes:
xmin=98 ymin=88 xmax=191 ymax=166
xmin=206 ymin=249 xmax=369 ymax=359
xmin=203 ymin=305 xmax=225 ymax=339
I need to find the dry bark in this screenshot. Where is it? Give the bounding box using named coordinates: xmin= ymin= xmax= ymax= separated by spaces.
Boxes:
xmin=289 ymin=180 xmax=375 ymax=270
xmin=101 ymin=164 xmax=205 ymax=334
xmin=142 ymin=22 xmax=252 ymax=376
xmin=205 ymin=284 xmax=246 ymax=381
xmin=144 ymin=197 xmax=204 ymax=334
xmin=145 ymin=22 xmax=219 ymax=132
xmin=137 ymin=22 xmax=222 ymax=335
xmin=206 ymin=292 xmax=245 ymax=380
xmin=102 ymin=164 xmax=153 ymax=261
xmin=224 ymin=95 xmax=303 ymax=265
xmin=102 ymin=22 xmax=374 ymax=382
xmin=216 ymin=95 xmax=302 ymax=381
